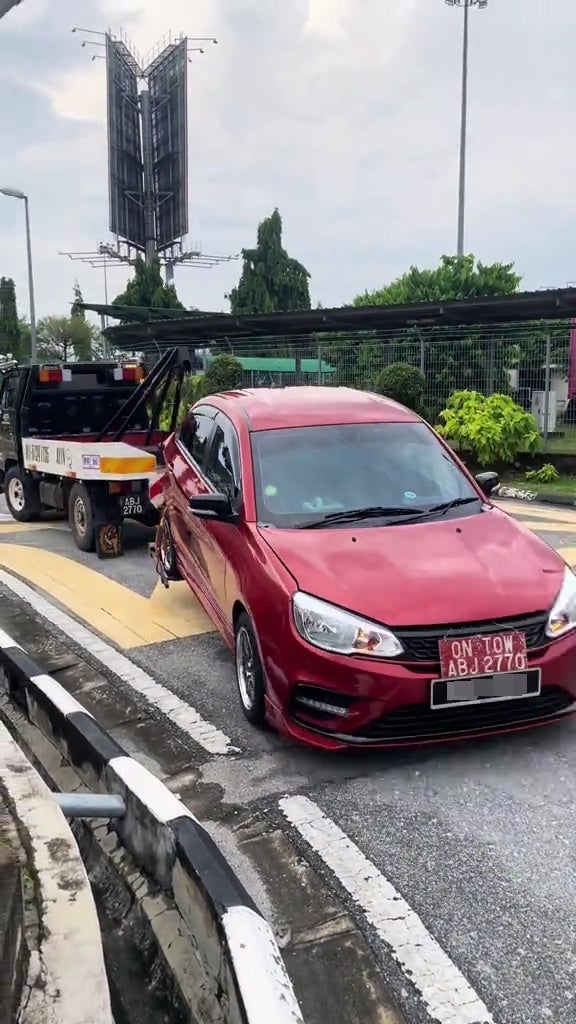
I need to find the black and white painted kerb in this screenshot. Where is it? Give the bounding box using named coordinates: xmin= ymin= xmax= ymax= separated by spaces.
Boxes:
xmin=0 ymin=628 xmax=304 ymax=1024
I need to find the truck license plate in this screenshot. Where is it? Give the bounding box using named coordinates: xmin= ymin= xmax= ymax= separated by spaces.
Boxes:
xmin=122 ymin=496 xmax=143 ymax=517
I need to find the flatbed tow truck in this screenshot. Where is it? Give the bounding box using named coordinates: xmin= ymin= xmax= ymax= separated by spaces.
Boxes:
xmin=0 ymin=347 xmax=186 ymax=558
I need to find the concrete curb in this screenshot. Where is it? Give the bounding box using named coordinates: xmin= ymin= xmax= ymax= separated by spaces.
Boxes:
xmin=495 ymin=485 xmax=576 ymax=508
xmin=0 ymin=718 xmax=113 ymax=1024
xmin=0 ymin=631 xmax=304 ymax=1024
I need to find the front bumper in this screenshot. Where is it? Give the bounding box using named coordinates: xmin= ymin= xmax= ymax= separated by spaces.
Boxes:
xmin=263 ymin=625 xmax=576 ymax=751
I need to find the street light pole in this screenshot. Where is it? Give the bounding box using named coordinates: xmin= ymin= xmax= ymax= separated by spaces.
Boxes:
xmin=445 ymin=0 xmax=487 ymax=258
xmin=0 ymin=187 xmax=38 ymax=361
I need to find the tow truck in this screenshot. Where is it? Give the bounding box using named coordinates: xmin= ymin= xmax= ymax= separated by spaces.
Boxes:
xmin=0 ymin=348 xmax=186 ymax=558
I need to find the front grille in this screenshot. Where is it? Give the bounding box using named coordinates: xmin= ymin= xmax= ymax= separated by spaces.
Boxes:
xmin=396 ymin=612 xmax=549 ymax=663
xmin=358 ymin=686 xmax=573 ymax=742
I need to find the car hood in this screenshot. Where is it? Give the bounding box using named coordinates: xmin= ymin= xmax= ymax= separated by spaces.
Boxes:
xmin=259 ymin=508 xmax=565 ymax=626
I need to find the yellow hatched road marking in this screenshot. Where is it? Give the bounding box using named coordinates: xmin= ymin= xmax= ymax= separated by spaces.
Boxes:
xmin=495 ymin=502 xmax=576 ymax=525
xmin=0 ymin=544 xmax=213 ymax=649
xmin=556 ymin=546 xmax=576 ymax=566
xmin=0 ymin=522 xmax=67 ymax=534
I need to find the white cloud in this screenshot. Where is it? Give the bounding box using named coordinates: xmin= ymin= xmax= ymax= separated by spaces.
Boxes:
xmin=1 ymin=0 xmax=576 ymax=325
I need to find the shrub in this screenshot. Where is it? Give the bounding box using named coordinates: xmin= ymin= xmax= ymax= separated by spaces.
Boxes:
xmin=158 ymin=373 xmax=205 ymax=431
xmin=437 ymin=390 xmax=541 ymax=466
xmin=202 ymin=354 xmax=243 ymax=396
xmin=374 ymin=362 xmax=425 ymax=412
xmin=525 ymin=463 xmax=560 ymax=485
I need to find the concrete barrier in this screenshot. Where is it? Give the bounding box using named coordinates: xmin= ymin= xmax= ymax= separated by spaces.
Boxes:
xmin=0 ymin=717 xmax=113 ymax=1024
xmin=0 ymin=630 xmax=304 ymax=1024
xmin=0 ymin=834 xmax=25 ymax=1024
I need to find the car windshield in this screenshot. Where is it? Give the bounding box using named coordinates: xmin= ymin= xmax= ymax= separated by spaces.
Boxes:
xmin=250 ymin=421 xmax=480 ymax=528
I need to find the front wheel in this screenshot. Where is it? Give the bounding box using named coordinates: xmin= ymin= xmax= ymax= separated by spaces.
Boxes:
xmin=234 ymin=613 xmax=266 ymax=727
xmin=156 ymin=515 xmax=181 ymax=581
xmin=4 ymin=467 xmax=41 ymax=523
xmin=68 ymin=483 xmax=95 ymax=552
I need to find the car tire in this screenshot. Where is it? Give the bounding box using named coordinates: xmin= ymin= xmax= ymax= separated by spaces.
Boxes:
xmin=4 ymin=466 xmax=41 ymax=523
xmin=156 ymin=515 xmax=181 ymax=581
xmin=68 ymin=483 xmax=95 ymax=552
xmin=234 ymin=613 xmax=267 ymax=727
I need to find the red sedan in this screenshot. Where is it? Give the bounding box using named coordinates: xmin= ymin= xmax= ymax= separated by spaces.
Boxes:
xmin=156 ymin=386 xmax=576 ymax=751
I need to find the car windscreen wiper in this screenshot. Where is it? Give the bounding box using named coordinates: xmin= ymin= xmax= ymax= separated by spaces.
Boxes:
xmin=297 ymin=505 xmax=428 ymax=529
xmin=425 ymin=496 xmax=481 ymax=515
xmin=383 ymin=496 xmax=482 ymax=527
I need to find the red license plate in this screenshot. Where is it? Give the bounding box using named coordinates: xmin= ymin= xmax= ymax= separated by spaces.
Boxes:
xmin=439 ymin=632 xmax=528 ymax=679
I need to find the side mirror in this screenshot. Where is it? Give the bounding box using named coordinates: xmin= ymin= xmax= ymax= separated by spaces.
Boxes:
xmin=475 ymin=471 xmax=500 ymax=498
xmin=189 ymin=493 xmax=238 ymax=522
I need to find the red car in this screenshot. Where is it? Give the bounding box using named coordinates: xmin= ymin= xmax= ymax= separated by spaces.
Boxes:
xmin=156 ymin=386 xmax=576 ymax=751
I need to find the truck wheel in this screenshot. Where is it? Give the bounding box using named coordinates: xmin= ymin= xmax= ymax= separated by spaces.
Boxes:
xmin=68 ymin=483 xmax=95 ymax=552
xmin=4 ymin=467 xmax=41 ymax=523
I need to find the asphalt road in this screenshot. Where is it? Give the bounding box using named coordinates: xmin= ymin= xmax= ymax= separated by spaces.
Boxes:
xmin=2 ymin=496 xmax=576 ymax=1024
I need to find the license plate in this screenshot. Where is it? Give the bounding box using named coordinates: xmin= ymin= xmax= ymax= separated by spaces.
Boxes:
xmin=431 ymin=668 xmax=541 ymax=709
xmin=439 ymin=631 xmax=527 ymax=679
xmin=121 ymin=496 xmax=143 ymax=516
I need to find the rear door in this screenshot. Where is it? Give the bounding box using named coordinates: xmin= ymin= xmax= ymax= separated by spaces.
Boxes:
xmin=166 ymin=405 xmax=221 ymax=612
xmin=201 ymin=411 xmax=243 ymax=616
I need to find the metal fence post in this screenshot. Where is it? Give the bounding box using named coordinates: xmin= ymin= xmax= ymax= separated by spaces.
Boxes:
xmin=317 ymin=342 xmax=322 ymax=384
xmin=418 ymin=330 xmax=425 ymax=375
xmin=543 ymin=332 xmax=552 ymax=445
xmin=486 ymin=337 xmax=495 ymax=396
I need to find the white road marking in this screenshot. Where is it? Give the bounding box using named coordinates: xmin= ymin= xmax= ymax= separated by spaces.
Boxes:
xmin=279 ymin=795 xmax=497 ymax=1024
xmin=0 ymin=570 xmax=238 ymax=757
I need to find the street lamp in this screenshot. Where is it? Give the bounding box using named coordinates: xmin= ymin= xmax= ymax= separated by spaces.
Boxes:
xmin=0 ymin=187 xmax=37 ymax=361
xmin=445 ymin=0 xmax=488 ymax=258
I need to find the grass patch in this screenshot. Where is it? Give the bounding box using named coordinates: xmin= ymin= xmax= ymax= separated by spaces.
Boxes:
xmin=500 ymin=472 xmax=576 ymax=497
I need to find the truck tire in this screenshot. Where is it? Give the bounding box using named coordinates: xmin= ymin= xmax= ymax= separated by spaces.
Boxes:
xmin=4 ymin=467 xmax=41 ymax=523
xmin=68 ymin=483 xmax=95 ymax=552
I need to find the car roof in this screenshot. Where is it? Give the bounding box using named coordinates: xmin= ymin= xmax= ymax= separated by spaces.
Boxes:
xmin=209 ymin=386 xmax=420 ymax=430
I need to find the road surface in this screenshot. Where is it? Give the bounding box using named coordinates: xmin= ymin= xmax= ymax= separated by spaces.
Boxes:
xmin=0 ymin=496 xmax=575 ymax=1024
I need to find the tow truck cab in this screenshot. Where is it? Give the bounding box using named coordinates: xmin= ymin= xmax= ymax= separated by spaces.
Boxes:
xmin=0 ymin=357 xmax=171 ymax=557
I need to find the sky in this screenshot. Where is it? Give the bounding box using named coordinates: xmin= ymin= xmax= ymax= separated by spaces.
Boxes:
xmin=0 ymin=0 xmax=575 ymax=323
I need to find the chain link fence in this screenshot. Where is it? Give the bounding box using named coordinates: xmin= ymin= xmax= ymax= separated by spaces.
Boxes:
xmin=201 ymin=319 xmax=574 ymax=450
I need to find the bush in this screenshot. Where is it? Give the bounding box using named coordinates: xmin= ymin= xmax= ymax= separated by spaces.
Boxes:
xmin=437 ymin=390 xmax=541 ymax=466
xmin=202 ymin=354 xmax=243 ymax=396
xmin=158 ymin=373 xmax=205 ymax=431
xmin=525 ymin=463 xmax=559 ymax=485
xmin=374 ymin=362 xmax=425 ymax=412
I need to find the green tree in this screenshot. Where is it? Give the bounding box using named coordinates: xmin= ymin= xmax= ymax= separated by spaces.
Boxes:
xmin=37 ymin=315 xmax=100 ymax=362
xmin=228 ymin=209 xmax=311 ymax=315
xmin=0 ymin=277 xmax=21 ymax=358
xmin=344 ymin=255 xmax=523 ymax=417
xmin=354 ymin=255 xmax=520 ymax=307
xmin=112 ymin=257 xmax=185 ymax=318
xmin=202 ymin=355 xmax=243 ymax=396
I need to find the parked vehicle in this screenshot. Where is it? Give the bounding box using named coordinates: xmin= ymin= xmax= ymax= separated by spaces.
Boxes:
xmin=0 ymin=348 xmax=186 ymax=558
xmin=154 ymin=386 xmax=576 ymax=750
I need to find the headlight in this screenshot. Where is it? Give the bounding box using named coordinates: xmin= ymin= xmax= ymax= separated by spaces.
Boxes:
xmin=292 ymin=592 xmax=404 ymax=658
xmin=546 ymin=566 xmax=576 ymax=639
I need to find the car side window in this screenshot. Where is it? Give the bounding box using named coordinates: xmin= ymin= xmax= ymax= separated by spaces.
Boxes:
xmin=204 ymin=415 xmax=240 ymax=497
xmin=178 ymin=412 xmax=215 ymax=469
